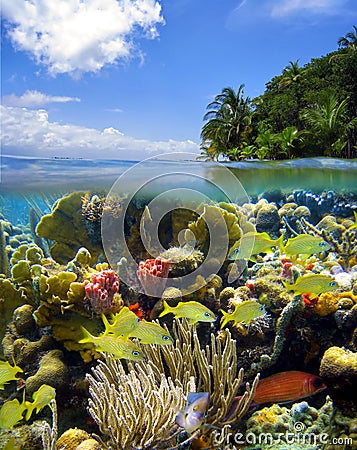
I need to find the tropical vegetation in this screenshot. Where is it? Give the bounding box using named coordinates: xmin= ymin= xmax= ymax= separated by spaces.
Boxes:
xmin=199 ymin=26 xmax=357 ymax=161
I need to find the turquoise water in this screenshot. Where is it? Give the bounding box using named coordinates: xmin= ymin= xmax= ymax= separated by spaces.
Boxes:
xmin=1 ymin=155 xmax=357 ymax=194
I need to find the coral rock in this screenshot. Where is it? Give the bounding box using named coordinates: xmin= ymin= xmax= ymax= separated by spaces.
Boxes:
xmin=12 ymin=304 xmax=36 ymax=335
xmin=56 ymin=428 xmax=90 ymax=450
xmin=75 ymin=438 xmax=102 ymax=450
xmin=25 ymin=349 xmax=69 ymax=395
xmin=320 ymin=346 xmax=357 ymax=411
xmin=256 ymin=203 xmax=280 ymax=234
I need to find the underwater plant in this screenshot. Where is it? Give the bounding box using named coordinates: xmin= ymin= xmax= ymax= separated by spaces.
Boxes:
xmin=86 ymin=319 xmax=259 ymax=449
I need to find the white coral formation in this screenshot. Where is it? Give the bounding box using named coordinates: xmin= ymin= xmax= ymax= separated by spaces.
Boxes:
xmin=87 ymin=319 xmax=259 ymax=449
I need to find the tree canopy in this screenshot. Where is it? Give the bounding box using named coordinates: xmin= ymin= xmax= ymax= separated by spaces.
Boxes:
xmin=199 ymin=26 xmax=357 ymax=161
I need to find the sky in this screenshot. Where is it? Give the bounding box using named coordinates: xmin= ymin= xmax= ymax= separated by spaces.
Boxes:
xmin=1 ymin=0 xmax=356 ymax=160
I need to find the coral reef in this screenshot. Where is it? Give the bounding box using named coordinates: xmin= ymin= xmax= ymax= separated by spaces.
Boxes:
xmin=1 ymin=186 xmax=357 ymax=449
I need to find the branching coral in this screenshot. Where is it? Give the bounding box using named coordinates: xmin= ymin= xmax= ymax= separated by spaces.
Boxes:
xmin=87 ymin=357 xmax=186 ymax=450
xmin=142 ymin=319 xmax=259 ymax=429
xmin=86 ymin=320 xmax=259 ymax=449
xmin=301 ymin=216 xmax=357 ymax=270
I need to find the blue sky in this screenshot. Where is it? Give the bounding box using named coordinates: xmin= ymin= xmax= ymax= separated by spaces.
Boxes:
xmin=1 ymin=0 xmax=356 ymax=160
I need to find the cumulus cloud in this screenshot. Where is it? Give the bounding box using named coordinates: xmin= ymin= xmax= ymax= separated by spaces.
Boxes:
xmin=2 ymin=0 xmax=164 ymax=75
xmin=1 ymin=105 xmax=199 ymax=160
xmin=2 ymin=90 xmax=80 ymax=107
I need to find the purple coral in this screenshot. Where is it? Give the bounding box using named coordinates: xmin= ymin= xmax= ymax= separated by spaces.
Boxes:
xmin=84 ymin=269 xmax=119 ymax=315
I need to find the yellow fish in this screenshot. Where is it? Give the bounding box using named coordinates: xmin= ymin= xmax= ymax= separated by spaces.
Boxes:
xmin=79 ymin=327 xmax=145 ymax=360
xmin=159 ymin=300 xmax=215 ymax=324
xmin=101 ymin=306 xmax=139 ymax=337
xmin=348 ymin=211 xmax=357 ymax=230
xmin=221 ymin=300 xmax=265 ymax=328
xmin=282 ymin=234 xmax=330 ymax=256
xmin=0 ymin=398 xmax=25 ymax=429
xmin=0 ymin=360 xmax=23 ymax=390
xmin=128 ymin=321 xmax=173 ymax=345
xmin=283 ymin=274 xmax=338 ymax=297
xmin=228 ymin=232 xmax=283 ymax=261
xmin=25 ymin=384 xmax=56 ymax=420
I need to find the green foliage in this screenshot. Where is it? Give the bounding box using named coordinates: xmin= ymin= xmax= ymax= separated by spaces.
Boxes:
xmin=301 ymin=91 xmax=353 ymax=156
xmin=200 ymin=26 xmax=357 ymax=160
xmin=200 ymin=85 xmax=253 ymax=159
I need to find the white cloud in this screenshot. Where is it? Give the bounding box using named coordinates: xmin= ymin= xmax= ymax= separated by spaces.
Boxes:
xmin=106 ymin=108 xmax=124 ymax=113
xmin=2 ymin=90 xmax=81 ymax=107
xmin=271 ymin=0 xmax=346 ymax=17
xmin=227 ymin=0 xmax=351 ymax=27
xmin=1 ymin=105 xmax=199 ymax=160
xmin=2 ymin=0 xmax=164 ymax=75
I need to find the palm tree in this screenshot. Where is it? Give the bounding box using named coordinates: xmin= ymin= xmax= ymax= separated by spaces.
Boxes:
xmin=330 ymin=25 xmax=357 ymax=62
xmin=279 ymin=60 xmax=306 ymax=89
xmin=200 ymin=85 xmax=253 ymax=159
xmin=338 ymin=25 xmax=357 ymax=51
xmin=301 ymin=92 xmax=355 ymax=156
xmin=278 ymin=60 xmax=307 ymax=129
xmin=197 ymin=141 xmax=221 ymax=161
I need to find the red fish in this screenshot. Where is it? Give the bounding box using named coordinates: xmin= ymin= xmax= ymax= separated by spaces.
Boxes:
xmin=225 ymin=371 xmax=326 ymax=421
xmin=252 ymin=371 xmax=326 ymax=404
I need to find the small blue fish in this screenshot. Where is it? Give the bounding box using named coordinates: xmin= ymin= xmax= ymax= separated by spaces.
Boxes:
xmin=175 ymin=392 xmax=210 ymax=434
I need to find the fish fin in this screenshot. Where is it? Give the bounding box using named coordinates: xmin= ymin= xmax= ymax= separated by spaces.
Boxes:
xmin=282 ymin=280 xmax=292 ymax=291
xmin=24 ymin=401 xmax=34 ymax=421
xmin=175 ymin=411 xmax=186 ymax=428
xmin=78 ymin=326 xmax=95 ymax=344
xmin=276 ymin=234 xmax=284 ymax=251
xmin=220 ymin=310 xmax=230 ymax=329
xmin=158 ymin=300 xmax=171 ymax=318
xmin=101 ymin=314 xmax=111 ymax=334
xmin=187 ymin=392 xmax=209 ymax=406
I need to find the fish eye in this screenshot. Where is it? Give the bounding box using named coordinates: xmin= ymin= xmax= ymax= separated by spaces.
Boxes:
xmin=204 ymin=312 xmax=211 ymax=318
xmin=313 ymin=378 xmax=324 ymax=389
xmin=319 ymin=242 xmax=326 ymax=247
xmin=330 ymin=281 xmax=337 ymax=286
xmin=193 ymin=405 xmax=199 ymax=411
xmin=162 ymin=335 xmax=170 ymax=341
xmin=132 ymin=351 xmax=140 ymax=357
